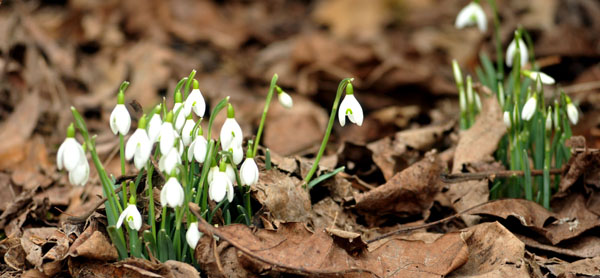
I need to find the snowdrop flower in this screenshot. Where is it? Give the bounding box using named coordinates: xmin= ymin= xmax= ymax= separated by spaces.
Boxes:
xmin=161 ymin=177 xmax=184 ymax=208
xmin=276 ymin=87 xmax=293 ymax=109
xmin=455 ymin=2 xmax=487 ymax=32
xmin=240 ymin=157 xmax=259 ymax=186
xmin=452 ymin=60 xmax=463 ymax=85
xmin=69 ymin=153 xmax=89 ymax=186
xmin=116 ymin=204 xmax=142 ymax=230
xmin=186 ymin=222 xmax=202 ymax=249
xmin=109 ymin=90 xmax=131 ymax=135
xmin=506 ymin=37 xmax=528 ymax=67
xmin=57 ymin=124 xmax=85 ymax=172
xmin=125 ymin=115 xmax=152 ymax=170
xmin=524 ymin=70 xmax=555 ymax=85
xmin=225 ymin=164 xmax=236 ymax=184
xmin=209 ymin=169 xmax=234 ymax=203
xmin=147 ymin=106 xmax=162 ymax=143
xmin=173 ymin=92 xmax=186 ymax=132
xmin=220 ymin=103 xmax=243 ymax=150
xmin=546 ymin=107 xmax=553 ymax=131
xmin=207 ymin=166 xmax=219 ymax=184
xmin=182 ymin=117 xmax=195 ymax=146
xmin=188 ymin=129 xmax=208 ymax=163
xmin=159 ymin=112 xmax=177 ymax=155
xmin=503 ymin=111 xmax=511 ymax=129
xmin=159 ymin=147 xmax=181 ymax=175
xmin=223 ymin=141 xmax=243 ymax=165
xmin=566 ymin=97 xmax=578 ymax=125
xmin=521 ymin=96 xmax=537 ymax=121
xmin=474 ymin=93 xmax=482 ymax=111
xmin=184 ymin=80 xmax=206 ymax=117
xmin=338 ymin=83 xmax=363 ymax=126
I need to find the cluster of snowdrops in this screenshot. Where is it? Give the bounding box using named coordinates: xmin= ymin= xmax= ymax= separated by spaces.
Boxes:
xmin=56 ymin=73 xmax=362 ymax=262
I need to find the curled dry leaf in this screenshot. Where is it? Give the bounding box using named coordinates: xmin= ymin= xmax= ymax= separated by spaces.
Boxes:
xmin=447 ymin=94 xmax=505 ymax=225
xmin=355 ymin=151 xmax=444 ymax=218
xmin=471 ymin=196 xmax=600 ymax=245
xmin=0 ymin=237 xmax=25 ymax=271
xmin=448 ymin=222 xmax=531 ymax=278
xmin=252 ymin=169 xmax=311 ymax=223
xmin=21 ymin=228 xmax=69 ymax=276
xmin=367 ymin=121 xmax=453 ymax=181
xmin=535 ymin=256 xmax=600 ymax=277
xmin=69 ymin=230 xmax=118 ymax=261
xmin=191 ymin=203 xmax=468 ymax=278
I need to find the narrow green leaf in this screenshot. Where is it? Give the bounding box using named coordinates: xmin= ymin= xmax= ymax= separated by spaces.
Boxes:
xmin=107 ymin=226 xmax=129 ymax=259
xmin=308 ymin=166 xmax=345 ymax=189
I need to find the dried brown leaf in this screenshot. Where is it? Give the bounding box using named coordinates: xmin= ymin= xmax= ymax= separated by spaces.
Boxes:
xmin=21 ymin=228 xmax=69 ymax=276
xmin=355 ymin=152 xmax=443 ymax=217
xmin=0 ymin=92 xmax=40 ymax=170
xmin=252 ymin=169 xmax=311 ymax=223
xmin=193 ymin=215 xmax=468 ymax=278
xmin=536 ymin=256 xmax=600 ymax=277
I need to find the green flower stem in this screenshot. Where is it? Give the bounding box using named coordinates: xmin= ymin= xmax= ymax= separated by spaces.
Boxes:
xmin=183 ymin=70 xmax=197 ymax=99
xmin=146 ymin=158 xmax=157 ymax=240
xmin=486 ymin=0 xmax=503 ymax=81
xmin=119 ymin=134 xmax=126 ymax=176
xmin=253 ymin=74 xmax=278 ymax=157
xmin=198 ymin=140 xmax=216 ymax=211
xmin=303 ymin=78 xmax=353 ymax=187
xmin=542 ymin=130 xmax=551 ymax=209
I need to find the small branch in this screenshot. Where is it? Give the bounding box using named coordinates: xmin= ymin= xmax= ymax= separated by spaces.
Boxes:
xmin=440 ymin=167 xmax=565 ymax=183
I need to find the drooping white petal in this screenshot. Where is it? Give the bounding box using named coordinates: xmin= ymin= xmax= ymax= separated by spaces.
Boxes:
xmin=240 ymin=158 xmax=259 ymax=186
xmin=225 ymin=164 xmax=235 ymax=184
xmin=159 ymin=122 xmax=176 ymax=155
xmin=59 ymin=138 xmax=85 ymax=172
xmin=338 ymin=94 xmax=363 ymax=126
xmin=545 ymin=110 xmax=553 ymax=131
xmin=226 ymin=180 xmax=234 ymax=203
xmin=227 ymin=143 xmax=243 ymax=165
xmin=506 ymin=38 xmax=528 ymax=67
xmin=173 ymin=103 xmax=186 ymax=132
xmin=160 ymin=148 xmax=181 ymax=174
xmin=278 ymin=92 xmax=293 ymax=109
xmin=455 ymin=2 xmax=487 ymax=32
xmin=209 ymin=172 xmax=229 ymax=202
xmin=207 ymin=166 xmax=218 ymax=184
xmin=132 ymin=129 xmax=152 ymax=170
xmin=186 ymin=222 xmax=202 ymax=249
xmin=116 ymin=204 xmax=142 ymax=230
xmin=503 ymin=111 xmax=511 ymax=128
xmin=527 ymin=71 xmax=555 ymax=85
xmin=182 ymin=119 xmax=195 ymax=146
xmin=110 ymin=104 xmax=131 ymax=135
xmin=161 ymin=177 xmax=184 ymax=208
xmin=521 ymin=97 xmax=537 ymax=121
xmin=566 ymin=103 xmax=578 ymax=125
xmin=219 ymin=118 xmax=243 ymax=151
xmin=184 ymin=89 xmax=206 ymax=117
xmin=125 ymin=129 xmax=141 ymax=161
xmin=69 ymin=151 xmax=89 ymax=186
xmin=147 ymin=114 xmax=162 ymax=143
xmin=195 ymin=135 xmax=208 ymax=163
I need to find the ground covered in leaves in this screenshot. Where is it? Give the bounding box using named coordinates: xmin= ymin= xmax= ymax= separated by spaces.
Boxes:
xmin=1 ymin=0 xmax=600 ymax=277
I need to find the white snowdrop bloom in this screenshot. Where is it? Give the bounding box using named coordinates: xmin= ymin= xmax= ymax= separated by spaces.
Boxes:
xmin=57 ymin=135 xmax=85 ymax=172
xmin=188 ymin=135 xmax=208 ymax=163
xmin=521 ymin=97 xmax=537 ymax=121
xmin=566 ymin=102 xmax=578 ymax=125
xmin=173 ymin=102 xmax=186 ymax=133
xmin=209 ymin=171 xmax=234 ymax=203
xmin=186 ymin=222 xmax=203 ymax=249
xmin=207 ymin=166 xmax=219 ymax=184
xmin=240 ymin=157 xmax=259 ymax=186
xmin=503 ymin=111 xmax=511 ymax=129
xmin=110 ymin=103 xmax=131 ymax=136
xmin=546 ymin=107 xmax=553 ymax=131
xmin=184 ymin=82 xmax=206 ymax=117
xmin=182 ymin=118 xmax=195 ymax=146
xmin=68 ymin=151 xmax=89 ymax=186
xmin=223 ymin=141 xmax=243 ymax=165
xmin=116 ymin=204 xmax=142 ymax=230
xmin=474 ymin=93 xmax=482 ymax=111
xmin=125 ymin=117 xmax=152 ymax=170
xmin=220 ymin=104 xmax=243 ymax=151
xmin=338 ymin=91 xmax=363 ymax=126
xmin=506 ymin=38 xmax=528 ymax=67
xmin=161 ymin=177 xmax=185 ymax=208
xmin=452 ymin=60 xmax=463 ymax=85
xmin=147 ymin=113 xmax=162 ymax=143
xmin=277 ymin=91 xmax=293 ymax=109
xmin=455 ymin=2 xmax=487 ymax=32
xmin=159 ymin=147 xmax=181 ymax=175
xmin=525 ymin=71 xmax=555 ymax=85
xmin=159 ymin=118 xmax=177 ymax=155
xmin=225 ymin=164 xmax=236 ymax=184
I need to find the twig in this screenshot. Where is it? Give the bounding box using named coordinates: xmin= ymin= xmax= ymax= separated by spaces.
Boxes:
xmin=366 ymin=200 xmax=496 ymax=244
xmin=189 ymin=203 xmax=381 ymax=278
xmin=441 ymin=167 xmax=565 ymax=183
